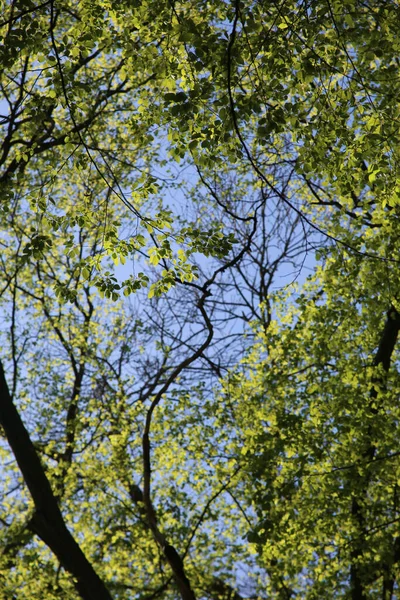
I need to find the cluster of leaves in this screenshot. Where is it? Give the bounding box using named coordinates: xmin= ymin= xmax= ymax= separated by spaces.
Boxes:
xmin=219 ymin=243 xmax=400 ymax=597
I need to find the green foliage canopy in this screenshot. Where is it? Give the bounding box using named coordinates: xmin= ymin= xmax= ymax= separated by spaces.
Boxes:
xmin=1 ymin=1 xmax=400 ymax=600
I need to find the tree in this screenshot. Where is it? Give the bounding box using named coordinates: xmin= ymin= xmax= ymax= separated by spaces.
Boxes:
xmin=1 ymin=1 xmax=400 ymax=599
xmin=221 ymin=242 xmax=400 ymax=598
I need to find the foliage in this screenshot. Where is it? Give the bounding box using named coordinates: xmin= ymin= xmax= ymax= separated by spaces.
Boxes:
xmin=1 ymin=1 xmax=400 ymax=600
xmin=221 ymin=243 xmax=400 ymax=598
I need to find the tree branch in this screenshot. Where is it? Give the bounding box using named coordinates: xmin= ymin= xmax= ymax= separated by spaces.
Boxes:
xmin=0 ymin=360 xmax=113 ymax=600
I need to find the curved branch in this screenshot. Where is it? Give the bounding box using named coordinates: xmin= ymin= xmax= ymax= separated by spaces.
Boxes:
xmin=0 ymin=360 xmax=113 ymax=600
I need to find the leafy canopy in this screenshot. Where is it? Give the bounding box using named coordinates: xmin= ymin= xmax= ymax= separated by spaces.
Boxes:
xmin=1 ymin=1 xmax=400 ymax=600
